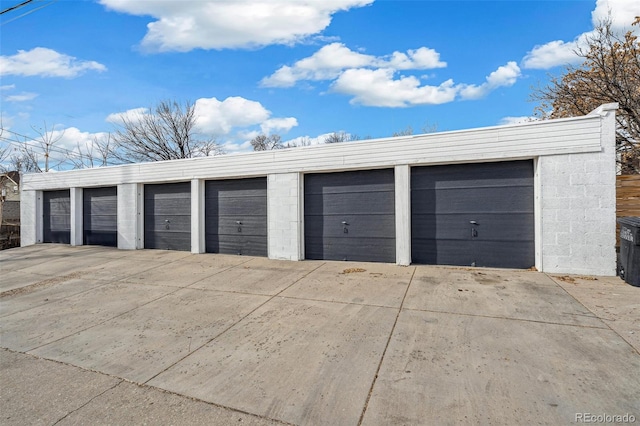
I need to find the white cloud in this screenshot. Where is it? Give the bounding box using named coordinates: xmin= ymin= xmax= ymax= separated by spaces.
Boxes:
xmin=592 ymin=0 xmax=640 ymax=31
xmin=260 ymin=117 xmax=298 ymax=134
xmin=4 ymin=92 xmax=38 ymax=102
xmin=332 ymin=68 xmax=458 ymax=107
xmin=499 ymin=116 xmax=537 ymax=126
xmin=106 ymin=97 xmax=297 ymax=141
xmin=194 ymin=96 xmax=271 ymax=134
xmin=99 ymin=0 xmax=373 ymax=52
xmin=385 ymin=47 xmax=447 ymax=70
xmin=522 ymin=0 xmax=640 ymax=69
xmin=0 ymin=47 xmax=106 ymax=77
xmin=50 ymin=127 xmax=108 ymax=153
xmin=459 ymin=62 xmax=521 ymax=100
xmin=261 ymin=43 xmax=376 ymax=87
xmin=282 ymin=132 xmax=336 ymax=147
xmin=105 ymin=107 xmax=149 ymax=124
xmin=0 ymin=84 xmax=16 ymax=91
xmin=261 ymin=43 xmax=446 ymax=87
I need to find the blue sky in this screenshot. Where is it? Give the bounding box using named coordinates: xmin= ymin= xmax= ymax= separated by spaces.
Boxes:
xmin=1 ymin=0 xmax=639 ymax=167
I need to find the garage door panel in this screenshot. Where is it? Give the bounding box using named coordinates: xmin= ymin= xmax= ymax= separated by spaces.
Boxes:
xmin=210 ymin=216 xmax=268 ymax=237
xmin=83 ymin=187 xmax=117 ymax=247
xmin=145 ymin=202 xmax=190 ymax=216
xmin=144 ymin=183 xmax=191 ymax=251
xmin=305 ymin=192 xmax=394 ymax=215
xmin=411 ymin=160 xmax=534 ymax=269
xmin=207 ymin=196 xmax=267 ymax=217
xmin=205 ymin=178 xmax=267 ymax=257
xmin=145 ymin=232 xmax=191 ymax=251
xmin=412 ymin=186 xmax=533 ymax=213
xmin=305 ymin=214 xmax=395 ymax=238
xmin=43 ymin=190 xmax=71 ymax=244
xmin=411 ymin=162 xmax=533 ymax=189
xmin=84 ymin=215 xmax=117 ymax=230
xmin=412 ymin=213 xmax=535 ymax=241
xmin=207 ymin=235 xmax=267 ymax=256
xmin=145 ymin=215 xmax=191 ymax=231
xmin=474 ymin=241 xmax=535 ymax=269
xmin=305 ymin=170 xmax=395 ymax=194
xmin=304 ymin=169 xmax=395 ymax=263
xmin=84 ymin=231 xmax=117 ymax=246
xmin=305 ymin=237 xmax=395 ymax=262
xmin=412 ymin=240 xmax=475 ymax=265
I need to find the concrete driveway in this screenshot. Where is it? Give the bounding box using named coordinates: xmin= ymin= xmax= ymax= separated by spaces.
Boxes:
xmin=1 ymin=245 xmax=638 ymax=425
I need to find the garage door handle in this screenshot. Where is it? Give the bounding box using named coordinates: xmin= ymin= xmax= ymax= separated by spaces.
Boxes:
xmin=469 ymin=220 xmax=478 ymax=225
xmin=236 ymin=221 xmax=242 ymax=225
xmin=165 ymin=219 xmax=170 ymax=223
xmin=341 ymin=221 xmax=349 ymax=225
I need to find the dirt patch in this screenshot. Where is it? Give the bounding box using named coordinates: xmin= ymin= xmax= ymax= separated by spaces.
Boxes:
xmin=0 ymin=271 xmax=86 ymax=298
xmin=341 ymin=268 xmax=366 ymax=274
xmin=554 ymin=275 xmax=598 ymax=284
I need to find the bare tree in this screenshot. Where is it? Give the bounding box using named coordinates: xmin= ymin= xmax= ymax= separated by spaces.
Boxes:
xmin=421 ymin=121 xmax=439 ymax=134
xmin=284 ymin=136 xmax=312 ymax=148
xmin=324 ymin=131 xmax=352 ymax=144
xmin=27 ymin=122 xmax=65 ymax=172
xmin=111 ymin=100 xmax=223 ymax=163
xmin=250 ymin=134 xmax=283 ymax=151
xmin=531 ymin=16 xmax=640 ymax=174
xmin=70 ymin=133 xmax=116 ymax=169
xmin=392 ymin=125 xmax=414 ymax=137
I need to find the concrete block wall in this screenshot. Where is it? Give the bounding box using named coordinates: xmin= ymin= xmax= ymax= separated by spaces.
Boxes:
xmin=267 ymin=173 xmax=303 ymax=260
xmin=117 ymin=183 xmax=142 ymax=250
xmin=539 ymin=104 xmax=617 ymax=275
xmin=19 ymin=190 xmax=39 ymax=246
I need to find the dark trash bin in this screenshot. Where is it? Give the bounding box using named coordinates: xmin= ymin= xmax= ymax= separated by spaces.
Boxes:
xmin=618 ymin=217 xmax=640 ymax=286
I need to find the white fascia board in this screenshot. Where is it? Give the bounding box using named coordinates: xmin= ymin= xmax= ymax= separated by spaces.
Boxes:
xmin=21 ymin=113 xmax=603 ymax=191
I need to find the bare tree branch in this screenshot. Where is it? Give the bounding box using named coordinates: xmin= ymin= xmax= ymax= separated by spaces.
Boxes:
xmin=111 ymin=100 xmax=223 ymax=163
xmin=531 ymin=16 xmax=640 ymax=174
xmin=250 ymin=134 xmax=283 ymax=151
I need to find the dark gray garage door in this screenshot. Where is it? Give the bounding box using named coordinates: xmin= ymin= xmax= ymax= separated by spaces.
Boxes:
xmin=411 ymin=160 xmax=534 ymax=269
xmin=43 ymin=189 xmax=71 ymax=244
xmin=205 ymin=177 xmax=267 ymax=256
xmin=144 ymin=182 xmax=191 ymax=251
xmin=305 ymin=169 xmax=395 ymax=262
xmin=83 ymin=187 xmax=117 ymax=247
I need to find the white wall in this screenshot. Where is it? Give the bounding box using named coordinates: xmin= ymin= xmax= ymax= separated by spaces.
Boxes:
xmin=539 ymin=104 xmax=617 ymax=275
xmin=117 ymin=183 xmax=142 ymax=250
xmin=20 ymin=190 xmax=40 ymax=246
xmin=20 ymin=104 xmax=618 ymax=276
xmin=268 ymin=173 xmax=304 ymax=261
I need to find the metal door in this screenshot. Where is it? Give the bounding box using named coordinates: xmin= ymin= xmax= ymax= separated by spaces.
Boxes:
xmin=304 ymin=169 xmax=395 ymax=262
xmin=411 ymin=160 xmax=534 ymax=268
xmin=83 ymin=187 xmax=117 ymax=246
xmin=43 ymin=190 xmax=71 ymax=244
xmin=205 ymin=177 xmax=267 ymax=256
xmin=144 ymin=182 xmax=191 ymax=251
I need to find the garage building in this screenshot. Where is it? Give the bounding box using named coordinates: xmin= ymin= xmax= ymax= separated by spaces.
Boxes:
xmin=20 ymin=104 xmax=618 ymax=276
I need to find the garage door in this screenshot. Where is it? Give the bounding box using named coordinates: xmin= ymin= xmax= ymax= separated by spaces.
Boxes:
xmin=43 ymin=190 xmax=71 ymax=244
xmin=205 ymin=177 xmax=267 ymax=256
xmin=411 ymin=160 xmax=534 ymax=269
xmin=305 ymin=169 xmax=395 ymax=262
xmin=83 ymin=187 xmax=117 ymax=247
xmin=144 ymin=182 xmax=191 ymax=251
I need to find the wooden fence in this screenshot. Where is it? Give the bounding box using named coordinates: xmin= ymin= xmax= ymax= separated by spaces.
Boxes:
xmin=617 ymin=175 xmax=640 ymax=248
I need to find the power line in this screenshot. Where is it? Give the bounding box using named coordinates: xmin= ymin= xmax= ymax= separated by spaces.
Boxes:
xmin=0 ymin=0 xmax=34 ymax=15
xmin=0 ymin=128 xmax=123 ymax=168
xmin=1 ymin=0 xmax=58 ymax=26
